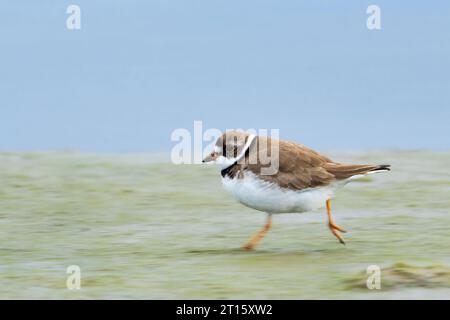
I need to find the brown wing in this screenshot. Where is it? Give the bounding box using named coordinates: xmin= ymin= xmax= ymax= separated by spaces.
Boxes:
xmin=244 ymin=137 xmax=390 ymax=191
xmin=245 ymin=137 xmax=335 ymax=190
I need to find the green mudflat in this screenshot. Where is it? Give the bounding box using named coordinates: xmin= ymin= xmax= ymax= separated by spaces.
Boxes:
xmin=0 ymin=150 xmax=449 ymax=299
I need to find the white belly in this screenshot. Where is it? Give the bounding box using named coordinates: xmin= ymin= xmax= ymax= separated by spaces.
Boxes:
xmin=222 ymin=171 xmax=335 ymax=213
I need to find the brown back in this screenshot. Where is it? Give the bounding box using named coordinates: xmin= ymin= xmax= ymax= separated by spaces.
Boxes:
xmin=224 ymin=136 xmax=387 ymax=190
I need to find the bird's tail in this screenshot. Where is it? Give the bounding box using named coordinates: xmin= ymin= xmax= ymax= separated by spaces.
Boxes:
xmin=325 ymin=163 xmax=391 ymax=180
xmin=370 ymin=164 xmax=391 ymax=173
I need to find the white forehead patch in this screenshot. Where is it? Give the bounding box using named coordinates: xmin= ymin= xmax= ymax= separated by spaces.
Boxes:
xmin=214 ymin=145 xmax=223 ymax=154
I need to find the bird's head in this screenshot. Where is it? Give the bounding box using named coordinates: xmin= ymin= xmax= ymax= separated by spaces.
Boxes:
xmin=202 ymin=130 xmax=256 ymax=169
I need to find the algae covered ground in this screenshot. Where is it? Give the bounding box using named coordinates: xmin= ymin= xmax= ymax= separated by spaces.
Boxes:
xmin=0 ymin=151 xmax=449 ymax=299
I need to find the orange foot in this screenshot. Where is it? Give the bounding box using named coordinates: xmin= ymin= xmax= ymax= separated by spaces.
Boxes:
xmin=326 ymin=199 xmax=347 ymax=245
xmin=243 ymin=215 xmax=272 ymax=251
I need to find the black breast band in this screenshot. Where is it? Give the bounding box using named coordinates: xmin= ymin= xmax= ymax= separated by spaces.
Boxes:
xmin=221 ymin=161 xmax=237 ymax=178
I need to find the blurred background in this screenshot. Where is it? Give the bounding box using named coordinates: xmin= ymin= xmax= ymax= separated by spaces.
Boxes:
xmin=1 ymin=0 xmax=450 ymax=152
xmin=0 ymin=1 xmax=449 ymax=299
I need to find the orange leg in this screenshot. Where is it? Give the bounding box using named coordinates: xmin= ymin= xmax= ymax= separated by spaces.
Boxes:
xmin=243 ymin=214 xmax=272 ymax=251
xmin=326 ymin=199 xmax=347 ymax=245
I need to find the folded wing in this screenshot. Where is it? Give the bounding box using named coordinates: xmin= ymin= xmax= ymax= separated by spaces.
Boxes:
xmin=246 ymin=137 xmax=390 ymax=191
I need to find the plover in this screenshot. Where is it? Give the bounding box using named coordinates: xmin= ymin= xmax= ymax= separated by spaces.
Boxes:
xmin=202 ymin=131 xmax=390 ymax=250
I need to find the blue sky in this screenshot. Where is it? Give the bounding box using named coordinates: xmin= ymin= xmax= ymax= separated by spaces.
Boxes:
xmin=1 ymin=1 xmax=449 ymax=152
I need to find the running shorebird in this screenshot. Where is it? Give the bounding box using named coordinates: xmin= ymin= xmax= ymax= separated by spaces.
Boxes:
xmin=202 ymin=131 xmax=390 ymax=250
